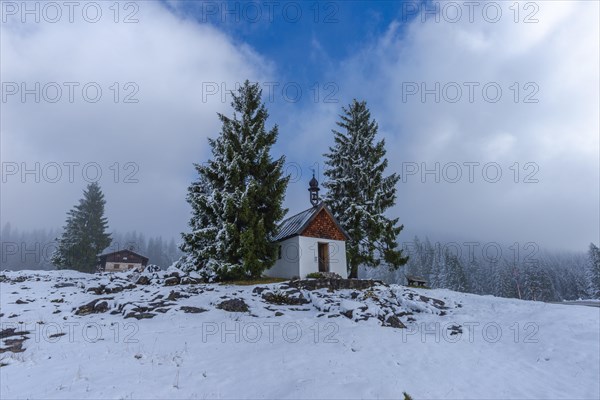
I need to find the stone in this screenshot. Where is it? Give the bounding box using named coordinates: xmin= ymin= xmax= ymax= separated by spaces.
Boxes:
xmin=75 ymin=298 xmax=113 ymax=315
xmin=217 ymin=298 xmax=249 ymax=313
xmin=86 ymin=285 xmax=105 ymax=295
xmin=448 ymin=324 xmax=463 ymax=335
xmin=419 ymin=295 xmax=447 ymax=309
xmin=124 ymin=312 xmax=156 ymax=320
xmin=180 ymin=276 xmax=202 ymax=285
xmin=0 ymin=337 xmax=27 ymax=353
xmin=167 ymin=291 xmax=188 ymax=301
xmin=383 ymin=315 xmax=406 ymax=329
xmin=164 ymin=277 xmax=180 ymax=286
xmin=136 ymin=275 xmax=151 ymax=285
xmin=180 ymin=306 xmax=208 ymax=314
xmin=88 ymin=283 xmax=136 ymax=295
xmin=252 ymin=286 xmax=268 ymax=295
xmin=54 ymin=282 xmax=76 ymax=288
xmin=0 ymin=328 xmax=31 ymax=339
xmin=94 ymin=301 xmax=109 ymax=313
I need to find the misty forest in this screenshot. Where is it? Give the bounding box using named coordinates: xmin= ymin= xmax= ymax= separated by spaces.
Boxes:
xmin=1 ymin=223 xmax=182 ymax=273
xmin=2 ymin=221 xmax=599 ymax=302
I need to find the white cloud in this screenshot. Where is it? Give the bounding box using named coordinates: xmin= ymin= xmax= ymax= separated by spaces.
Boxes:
xmin=1 ymin=2 xmax=273 ymax=239
xmin=293 ymin=0 xmax=599 ymax=251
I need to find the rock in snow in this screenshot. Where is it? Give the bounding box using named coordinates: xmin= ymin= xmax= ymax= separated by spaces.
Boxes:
xmin=216 ymin=298 xmax=250 ymax=312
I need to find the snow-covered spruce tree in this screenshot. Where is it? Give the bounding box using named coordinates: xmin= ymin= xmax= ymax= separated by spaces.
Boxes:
xmin=323 ymin=100 xmax=408 ymax=278
xmin=586 ymin=243 xmax=600 ymax=298
xmin=522 ymin=260 xmax=556 ymax=302
xmin=403 ymin=237 xmax=423 ymax=278
xmin=51 ymin=182 xmax=111 ymax=273
xmin=180 ymin=80 xmax=289 ymax=280
xmin=466 ymin=257 xmax=485 ymax=295
xmin=410 ymin=236 xmax=434 ymax=282
xmin=493 ymin=261 xmax=521 ymax=299
xmin=444 ymin=250 xmax=470 ymax=292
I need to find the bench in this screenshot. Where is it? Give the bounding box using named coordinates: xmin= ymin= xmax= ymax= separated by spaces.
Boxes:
xmin=405 ymin=274 xmax=428 ymax=287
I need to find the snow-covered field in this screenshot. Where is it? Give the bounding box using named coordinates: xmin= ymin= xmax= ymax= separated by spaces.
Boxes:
xmin=1 ymin=269 xmax=598 ymax=399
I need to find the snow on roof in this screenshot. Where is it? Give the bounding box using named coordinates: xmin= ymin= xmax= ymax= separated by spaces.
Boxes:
xmin=271 ymin=202 xmax=351 ymax=242
xmin=270 ymin=205 xmax=320 ymax=242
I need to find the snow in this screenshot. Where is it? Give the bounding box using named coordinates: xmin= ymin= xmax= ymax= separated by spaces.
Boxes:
xmin=339 ymin=299 xmax=365 ymax=312
xmin=1 ymin=270 xmax=599 ymax=399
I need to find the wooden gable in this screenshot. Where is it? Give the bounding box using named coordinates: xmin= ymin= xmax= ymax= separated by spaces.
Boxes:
xmin=300 ymin=208 xmax=347 ymax=241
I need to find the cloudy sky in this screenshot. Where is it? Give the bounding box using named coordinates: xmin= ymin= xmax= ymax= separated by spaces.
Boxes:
xmin=1 ymin=0 xmax=598 ymax=253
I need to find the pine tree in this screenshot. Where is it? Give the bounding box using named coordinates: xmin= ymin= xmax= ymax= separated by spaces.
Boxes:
xmin=586 ymin=243 xmax=600 ymax=299
xmin=522 ymin=260 xmax=555 ymax=301
xmin=408 ymin=236 xmax=434 ymax=282
xmin=570 ymin=253 xmax=591 ymax=300
xmin=180 ymin=80 xmax=289 ymax=280
xmin=493 ymin=261 xmax=520 ymax=299
xmin=51 ymin=182 xmax=111 ymax=273
xmin=466 ymin=257 xmax=484 ymax=295
xmin=323 ymin=99 xmax=408 ymax=278
xmin=404 ymin=237 xmax=421 ymax=278
xmin=430 ymin=243 xmax=447 ymax=288
xmin=445 ymin=250 xmax=469 ymax=292
xmin=421 ymin=237 xmax=435 ymax=284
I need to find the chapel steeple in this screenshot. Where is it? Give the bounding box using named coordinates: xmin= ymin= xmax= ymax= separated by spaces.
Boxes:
xmin=308 ymin=172 xmax=320 ymax=207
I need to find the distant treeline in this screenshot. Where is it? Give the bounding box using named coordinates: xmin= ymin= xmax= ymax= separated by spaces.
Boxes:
xmin=362 ymin=236 xmax=600 ymax=301
xmin=2 ymin=223 xmax=598 ymax=301
xmin=0 ymin=223 xmax=182 ymax=270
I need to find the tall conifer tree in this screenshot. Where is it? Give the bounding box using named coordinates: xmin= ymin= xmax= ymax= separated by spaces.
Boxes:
xmin=52 ymin=182 xmax=111 ymax=272
xmin=181 ymin=80 xmax=289 ymax=280
xmin=324 ymin=99 xmax=408 ymax=278
xmin=586 ymin=243 xmax=600 ymax=298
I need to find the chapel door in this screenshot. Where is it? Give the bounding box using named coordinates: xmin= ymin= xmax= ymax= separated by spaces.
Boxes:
xmin=318 ymin=242 xmax=329 ymax=272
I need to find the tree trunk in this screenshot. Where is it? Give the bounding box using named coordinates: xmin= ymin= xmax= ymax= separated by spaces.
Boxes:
xmin=348 ymin=262 xmax=359 ymax=279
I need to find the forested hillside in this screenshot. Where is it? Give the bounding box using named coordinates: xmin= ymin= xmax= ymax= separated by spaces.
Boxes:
xmin=363 ymin=237 xmax=599 ymax=302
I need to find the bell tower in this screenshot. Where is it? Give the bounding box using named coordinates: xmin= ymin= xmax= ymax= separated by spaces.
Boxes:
xmin=308 ymin=172 xmax=320 ymax=207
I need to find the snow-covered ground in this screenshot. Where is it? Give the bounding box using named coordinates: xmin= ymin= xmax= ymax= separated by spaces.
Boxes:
xmin=1 ymin=269 xmax=598 ymax=399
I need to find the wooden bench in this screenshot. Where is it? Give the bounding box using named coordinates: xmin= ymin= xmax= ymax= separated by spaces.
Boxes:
xmin=405 ymin=274 xmax=428 ymax=287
